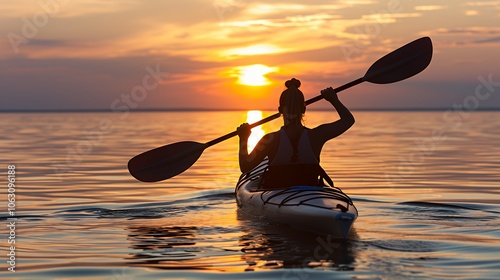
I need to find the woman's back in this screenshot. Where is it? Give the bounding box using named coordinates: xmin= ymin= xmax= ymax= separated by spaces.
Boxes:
xmin=270 ymin=126 xmax=318 ymax=165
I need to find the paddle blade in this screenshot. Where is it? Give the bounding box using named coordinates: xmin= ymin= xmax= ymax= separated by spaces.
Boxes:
xmin=128 ymin=141 xmax=206 ymax=182
xmin=364 ymin=37 xmax=433 ymax=84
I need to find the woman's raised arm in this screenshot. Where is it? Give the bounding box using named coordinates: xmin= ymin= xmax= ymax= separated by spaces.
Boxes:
xmin=310 ymin=87 xmax=355 ymax=145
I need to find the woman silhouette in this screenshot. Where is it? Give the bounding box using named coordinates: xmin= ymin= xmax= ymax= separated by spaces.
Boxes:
xmin=237 ymin=78 xmax=354 ymax=189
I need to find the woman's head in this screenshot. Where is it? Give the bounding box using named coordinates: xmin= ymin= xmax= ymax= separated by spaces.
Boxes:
xmin=279 ymin=78 xmax=305 ymax=125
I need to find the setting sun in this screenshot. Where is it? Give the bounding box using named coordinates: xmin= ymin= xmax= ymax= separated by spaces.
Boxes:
xmin=236 ymin=64 xmax=278 ymax=86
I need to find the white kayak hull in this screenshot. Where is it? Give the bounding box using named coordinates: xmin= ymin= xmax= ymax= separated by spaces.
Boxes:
xmin=235 ymin=162 xmax=358 ymax=239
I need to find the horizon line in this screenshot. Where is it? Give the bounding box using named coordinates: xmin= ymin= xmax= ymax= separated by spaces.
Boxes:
xmin=1 ymin=107 xmax=500 ymax=113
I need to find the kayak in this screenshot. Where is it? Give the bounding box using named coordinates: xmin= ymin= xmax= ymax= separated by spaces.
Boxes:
xmin=235 ymin=159 xmax=358 ymax=239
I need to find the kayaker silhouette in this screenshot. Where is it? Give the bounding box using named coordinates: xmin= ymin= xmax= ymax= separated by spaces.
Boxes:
xmin=237 ymin=78 xmax=355 ymax=189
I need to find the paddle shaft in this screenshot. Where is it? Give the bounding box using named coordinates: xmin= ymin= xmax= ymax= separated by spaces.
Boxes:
xmin=205 ymin=77 xmax=364 ymax=148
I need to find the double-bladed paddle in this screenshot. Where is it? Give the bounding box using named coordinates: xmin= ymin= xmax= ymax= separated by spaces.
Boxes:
xmin=128 ymin=36 xmax=433 ymax=182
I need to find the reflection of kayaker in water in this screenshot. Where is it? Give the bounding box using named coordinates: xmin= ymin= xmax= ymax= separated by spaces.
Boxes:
xmin=237 ymin=78 xmax=355 ymax=189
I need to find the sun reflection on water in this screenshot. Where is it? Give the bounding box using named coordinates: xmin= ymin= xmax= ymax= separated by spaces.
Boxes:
xmin=246 ymin=110 xmax=266 ymax=153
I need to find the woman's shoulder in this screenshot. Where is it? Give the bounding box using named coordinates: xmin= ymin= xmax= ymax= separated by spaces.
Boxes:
xmin=307 ymin=123 xmax=331 ymax=134
xmin=264 ymin=130 xmax=280 ymax=140
xmin=256 ymin=130 xmax=279 ymax=146
xmin=306 ymin=125 xmax=326 ymax=143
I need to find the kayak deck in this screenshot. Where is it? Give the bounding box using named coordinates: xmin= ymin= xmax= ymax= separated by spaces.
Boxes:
xmin=235 ymin=159 xmax=358 ymax=239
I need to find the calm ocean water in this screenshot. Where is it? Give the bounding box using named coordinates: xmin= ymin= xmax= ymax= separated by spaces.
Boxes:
xmin=1 ymin=110 xmax=499 ymax=280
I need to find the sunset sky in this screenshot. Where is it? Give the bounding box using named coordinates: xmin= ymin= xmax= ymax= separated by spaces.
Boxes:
xmin=0 ymin=0 xmax=499 ymax=111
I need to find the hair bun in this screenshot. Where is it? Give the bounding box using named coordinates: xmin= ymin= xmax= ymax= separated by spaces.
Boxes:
xmin=285 ymin=78 xmax=301 ymax=89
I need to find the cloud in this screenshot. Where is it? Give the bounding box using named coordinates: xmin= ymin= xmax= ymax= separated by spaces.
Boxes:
xmin=0 ymin=54 xmax=223 ymax=110
xmin=423 ymin=26 xmax=500 ymax=46
xmin=464 ymin=1 xmax=500 ymax=7
xmin=435 ymin=27 xmax=500 ymax=35
xmin=246 ymin=3 xmax=346 ymax=16
xmin=414 ymin=6 xmax=447 ymax=11
xmin=474 ymin=36 xmax=500 ymax=43
xmin=0 ymin=0 xmax=139 ymax=18
xmin=26 ymin=38 xmax=71 ymax=47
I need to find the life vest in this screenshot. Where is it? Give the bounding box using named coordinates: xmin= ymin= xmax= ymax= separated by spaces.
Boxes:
xmin=270 ymin=127 xmax=319 ymax=165
xmin=260 ymin=127 xmax=334 ymax=190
